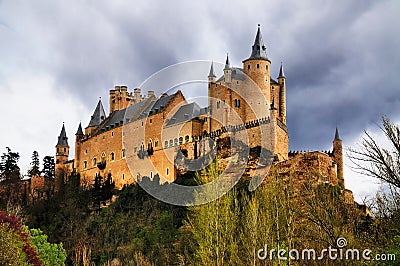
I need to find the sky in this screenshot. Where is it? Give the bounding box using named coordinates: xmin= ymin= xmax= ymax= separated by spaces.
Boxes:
xmin=0 ymin=0 xmax=399 ymax=201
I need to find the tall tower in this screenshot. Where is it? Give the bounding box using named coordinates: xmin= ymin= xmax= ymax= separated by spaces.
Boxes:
xmin=55 ymin=123 xmax=70 ymax=189
xmin=333 ymin=127 xmax=344 ymax=188
xmin=74 ymin=122 xmax=84 ymax=171
xmin=243 ymin=24 xmax=271 ymax=103
xmin=277 ymin=63 xmax=287 ymax=124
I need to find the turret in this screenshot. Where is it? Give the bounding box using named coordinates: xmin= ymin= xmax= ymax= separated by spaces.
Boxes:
xmin=56 ymin=123 xmax=69 ymax=165
xmin=208 ymin=61 xmax=216 ymax=83
xmin=223 ymin=54 xmax=232 ymax=84
xmin=277 ymin=63 xmax=287 ymax=124
xmin=109 ymin=85 xmax=133 ymax=114
xmin=243 ymin=24 xmax=271 ymax=103
xmin=333 ymin=127 xmax=344 ymax=188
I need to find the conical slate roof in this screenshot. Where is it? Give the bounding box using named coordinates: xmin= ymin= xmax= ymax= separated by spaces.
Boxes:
xmin=57 ymin=123 xmax=68 ymax=146
xmin=224 ymin=53 xmax=230 ymax=69
xmin=334 ymin=127 xmax=341 ymax=141
xmin=76 ymin=122 xmax=83 ymax=135
xmin=88 ymin=99 xmax=106 ymax=127
xmin=279 ymin=62 xmax=285 ymax=78
xmin=208 ymin=61 xmax=216 ymax=77
xmin=248 ymin=24 xmax=268 ymax=60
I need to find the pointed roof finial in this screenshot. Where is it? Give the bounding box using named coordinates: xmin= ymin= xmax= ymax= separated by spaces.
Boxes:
xmin=279 ymin=62 xmax=285 ymax=78
xmin=224 ymin=53 xmax=230 ymax=69
xmin=248 ymin=24 xmax=268 ymax=60
xmin=57 ymin=123 xmax=69 ymax=146
xmin=334 ymin=127 xmax=341 ymax=141
xmin=88 ymin=99 xmax=106 ymax=127
xmin=208 ymin=61 xmax=216 ymax=77
xmin=76 ymin=122 xmax=84 ymax=135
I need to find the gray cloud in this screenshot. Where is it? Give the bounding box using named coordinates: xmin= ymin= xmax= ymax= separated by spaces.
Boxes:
xmin=0 ymin=0 xmax=399 ymax=196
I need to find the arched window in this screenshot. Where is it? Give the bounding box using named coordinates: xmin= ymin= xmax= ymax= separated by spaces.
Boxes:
xmin=165 ymin=140 xmax=168 ymax=148
xmin=155 ymin=139 xmax=159 ymax=148
xmin=93 ymin=157 xmax=97 ymax=167
xmin=110 ymin=152 xmax=115 ymax=162
xmin=185 ymin=135 xmax=190 ymax=143
xmin=166 ymin=168 xmax=169 ymax=176
xmin=179 ymin=137 xmax=183 ymax=144
xmin=148 ymin=139 xmax=153 ymax=150
xmin=174 ymin=138 xmax=178 ymax=146
xmin=83 ymin=161 xmax=87 ymax=169
xmin=169 ymin=139 xmax=173 ymax=147
xmin=101 ymin=152 xmax=106 ymax=163
xmin=122 ymin=149 xmax=126 ymax=158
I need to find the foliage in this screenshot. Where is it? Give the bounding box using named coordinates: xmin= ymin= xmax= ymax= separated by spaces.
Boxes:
xmin=0 ymin=223 xmax=30 ymax=266
xmin=41 ymin=156 xmax=55 ymax=179
xmin=0 ymin=147 xmax=21 ymax=183
xmin=29 ymin=227 xmax=66 ymax=266
xmin=28 ymin=151 xmax=41 ymax=177
xmin=0 ymin=210 xmax=41 ymax=266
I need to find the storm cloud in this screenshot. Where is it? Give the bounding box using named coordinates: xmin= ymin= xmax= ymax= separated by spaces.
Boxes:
xmin=0 ymin=0 xmax=399 ymax=199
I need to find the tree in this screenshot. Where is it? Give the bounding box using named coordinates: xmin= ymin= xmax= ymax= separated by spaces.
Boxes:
xmin=29 ymin=227 xmax=67 ymax=266
xmin=0 ymin=147 xmax=21 ymax=183
xmin=28 ymin=151 xmax=41 ymax=177
xmin=42 ymin=156 xmax=55 ymax=179
xmin=347 ymin=116 xmax=400 ymax=189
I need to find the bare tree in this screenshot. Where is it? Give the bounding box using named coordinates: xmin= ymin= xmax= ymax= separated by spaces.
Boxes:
xmin=347 ymin=116 xmax=400 ymax=189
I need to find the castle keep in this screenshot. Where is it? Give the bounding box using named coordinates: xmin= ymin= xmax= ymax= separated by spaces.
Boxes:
xmin=55 ymin=25 xmax=347 ymax=196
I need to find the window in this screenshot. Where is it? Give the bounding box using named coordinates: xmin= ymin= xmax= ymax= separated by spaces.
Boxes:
xmin=85 ymin=149 xmax=88 ymax=154
xmin=111 ymin=131 xmax=114 ymax=136
xmin=174 ymin=138 xmax=178 ymax=146
xmin=84 ymin=161 xmax=87 ymax=169
xmin=217 ymin=101 xmax=220 ymax=109
xmin=185 ymin=135 xmax=190 ymax=143
xmin=148 ymin=140 xmax=153 ymax=150
xmin=169 ymin=139 xmax=173 ymax=147
xmin=155 ymin=139 xmax=159 ymax=147
xmin=64 ymin=148 xmax=66 ymax=152
xmin=110 ymin=152 xmax=115 ymax=162
xmin=257 ymin=63 xmax=260 ymax=68
xmin=122 ymin=173 xmax=125 ymax=180
xmin=101 ymin=152 xmax=106 ymax=163
xmin=149 ymin=118 xmax=153 ymax=124
xmin=234 ymin=99 xmax=240 ymax=108
xmin=93 ymin=157 xmax=97 ymax=167
xmin=166 ymin=168 xmax=169 ymax=176
xmin=266 ymin=65 xmax=268 ymax=70
xmin=248 ymin=64 xmax=250 ymax=70
xmin=122 ymin=149 xmax=126 ymax=158
xmin=141 ymin=121 xmax=144 ymax=126
xmin=150 ymin=172 xmax=153 ymax=179
xmin=179 ymin=137 xmax=183 ymax=144
xmin=164 ymin=140 xmax=168 ymax=148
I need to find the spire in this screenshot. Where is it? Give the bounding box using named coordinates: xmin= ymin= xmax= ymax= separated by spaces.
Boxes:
xmin=208 ymin=61 xmax=216 ymax=77
xmin=224 ymin=53 xmax=230 ymax=69
xmin=334 ymin=127 xmax=341 ymax=141
xmin=57 ymin=123 xmax=68 ymax=146
xmin=88 ymin=99 xmax=106 ymax=127
xmin=249 ymin=24 xmax=268 ymax=60
xmin=76 ymin=122 xmax=83 ymax=135
xmin=278 ymin=62 xmax=285 ymax=78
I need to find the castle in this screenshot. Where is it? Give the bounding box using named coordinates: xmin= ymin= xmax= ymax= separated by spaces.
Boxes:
xmin=55 ymin=25 xmax=349 ymax=200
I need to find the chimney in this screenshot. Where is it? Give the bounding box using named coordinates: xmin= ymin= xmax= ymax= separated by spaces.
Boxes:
xmin=148 ymin=90 xmax=155 ymax=98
